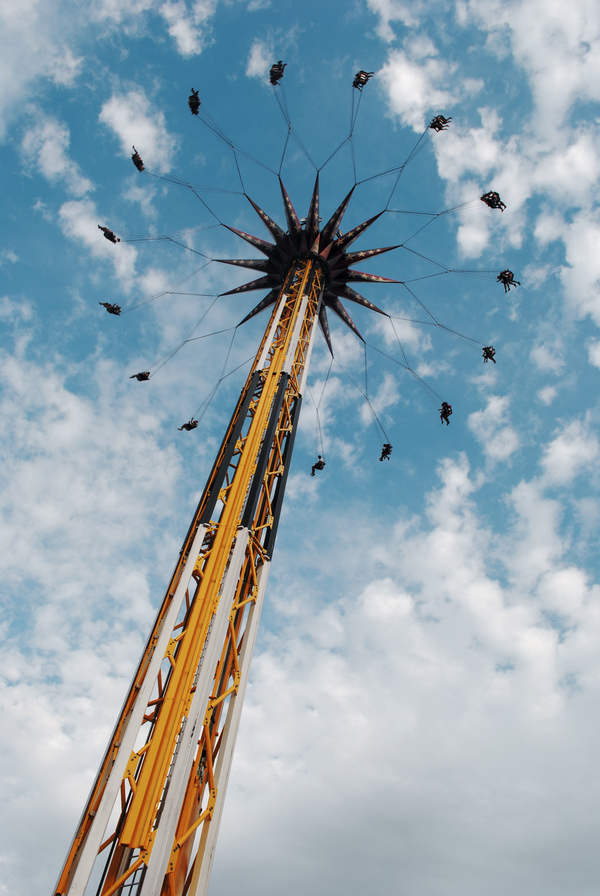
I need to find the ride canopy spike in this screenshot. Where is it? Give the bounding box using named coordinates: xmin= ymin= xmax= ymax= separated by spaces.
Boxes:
xmin=318 ymin=305 xmax=334 ymax=357
xmin=320 ymin=185 xmax=355 ymax=248
xmin=237 ymin=289 xmax=279 ymax=326
xmin=223 ymin=183 xmax=395 ymax=349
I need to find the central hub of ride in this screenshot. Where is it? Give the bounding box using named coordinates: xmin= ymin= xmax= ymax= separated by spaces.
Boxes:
xmin=217 ymin=175 xmax=398 ymax=355
xmin=283 ymin=251 xmax=332 ymax=290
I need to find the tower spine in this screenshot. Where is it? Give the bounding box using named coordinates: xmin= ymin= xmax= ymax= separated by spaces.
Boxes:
xmin=55 ymin=255 xmax=324 ymax=896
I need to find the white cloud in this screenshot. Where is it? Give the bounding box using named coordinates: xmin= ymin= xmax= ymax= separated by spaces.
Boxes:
xmin=540 ymin=418 xmax=599 ymax=486
xmin=414 ymin=359 xmax=448 ymax=377
xmin=461 ymin=0 xmax=600 ymax=131
xmin=0 ymin=343 xmax=182 ymax=891
xmin=587 ymin=340 xmax=600 ymax=369
xmin=504 ymin=478 xmax=565 ymax=589
xmin=93 ymin=0 xmax=156 ymax=23
xmin=365 ymin=0 xmax=423 ymax=41
xmin=246 ymin=38 xmax=273 ymax=80
xmin=468 ymin=394 xmax=520 ymax=462
xmin=532 ymin=130 xmax=600 ymax=201
xmin=530 ymin=339 xmax=565 ymax=373
xmin=462 ymin=76 xmax=484 ymax=95
xmin=124 ymin=180 xmax=158 ymax=218
xmin=158 ymin=0 xmax=219 ymax=57
xmin=58 ymin=199 xmax=138 ymax=287
xmin=452 ymin=179 xmax=493 ymax=257
xmin=537 ymin=385 xmax=557 ymax=405
xmin=33 ymin=198 xmax=53 ymax=221
xmin=371 ymin=309 xmax=432 ymax=353
xmin=21 ymin=114 xmax=93 ymax=197
xmin=433 ymin=122 xmax=600 ymax=264
xmin=523 ymin=263 xmax=551 ymax=289
xmin=99 ymin=88 xmax=179 ymax=171
xmin=359 ymin=370 xmax=399 ymax=426
xmin=378 ymin=46 xmax=455 ymax=131
xmin=534 ymin=212 xmax=566 ymax=247
xmin=559 ymin=209 xmax=600 ymax=325
xmin=0 ymin=249 xmax=18 ymax=266
xmin=211 ymin=453 xmax=600 ymax=896
xmin=46 ymin=46 xmax=83 ymax=85
xmin=0 ymin=0 xmax=221 ymax=138
xmin=3 ymin=315 xmax=600 ymax=895
xmin=0 ymin=0 xmax=73 ymax=137
xmin=0 ymin=296 xmax=32 ymax=322
xmin=375 ymin=5 xmax=600 ymax=274
xmin=434 ymin=108 xmax=502 ymax=181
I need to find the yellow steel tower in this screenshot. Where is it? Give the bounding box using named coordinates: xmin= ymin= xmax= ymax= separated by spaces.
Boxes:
xmin=54 ymin=176 xmax=397 ymax=896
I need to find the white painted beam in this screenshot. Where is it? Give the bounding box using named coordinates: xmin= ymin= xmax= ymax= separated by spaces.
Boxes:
xmin=67 ymin=524 xmax=208 ymax=896
xmin=141 ymin=530 xmax=250 ymax=896
xmin=188 ymin=559 xmax=271 ymax=896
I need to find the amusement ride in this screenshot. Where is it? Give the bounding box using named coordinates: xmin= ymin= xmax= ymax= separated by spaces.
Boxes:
xmin=54 ymin=64 xmax=514 ymax=896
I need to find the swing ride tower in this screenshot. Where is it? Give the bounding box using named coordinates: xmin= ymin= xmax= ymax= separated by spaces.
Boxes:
xmin=54 ymin=175 xmax=400 ymax=896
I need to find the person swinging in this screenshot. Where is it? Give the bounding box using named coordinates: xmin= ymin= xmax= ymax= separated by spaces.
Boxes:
xmin=131 ymin=146 xmax=145 ymax=172
xmin=353 ymin=70 xmax=374 ymax=91
xmin=480 ymin=191 xmax=506 ymax=211
xmin=497 ymin=269 xmax=520 ymax=292
xmin=98 ymin=225 xmax=120 ymax=243
xmin=310 ymin=455 xmax=326 ymax=476
xmin=429 ymin=114 xmax=452 ymax=131
xmin=439 ymin=402 xmax=452 ymax=425
xmin=99 ymin=302 xmax=121 ymax=315
xmin=188 ymin=89 xmax=201 ymax=115
xmin=379 ymin=443 xmax=392 ymax=461
xmin=269 ymin=61 xmax=286 ymax=85
xmin=178 ymin=419 xmax=198 ymax=432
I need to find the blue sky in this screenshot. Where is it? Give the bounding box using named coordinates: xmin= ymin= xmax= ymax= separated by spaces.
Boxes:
xmin=2 ymin=0 xmax=600 ymax=894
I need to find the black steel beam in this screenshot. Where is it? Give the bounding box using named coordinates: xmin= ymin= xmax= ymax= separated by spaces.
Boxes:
xmin=263 ymin=393 xmax=302 ymax=559
xmin=241 ymin=373 xmax=289 ymax=529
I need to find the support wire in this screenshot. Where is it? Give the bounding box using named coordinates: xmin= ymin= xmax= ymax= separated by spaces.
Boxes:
xmin=142 ymin=297 xmax=224 ymax=375
xmin=306 ymin=357 xmax=334 ymax=460
xmin=306 ymin=384 xmax=326 ymax=460
xmin=121 ymin=264 xmax=217 ymax=313
xmin=334 ymin=357 xmax=390 ymax=443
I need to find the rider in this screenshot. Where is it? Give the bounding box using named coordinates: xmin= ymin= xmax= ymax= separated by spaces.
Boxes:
xmin=429 ymin=115 xmax=452 ymax=131
xmin=482 ymin=346 xmax=496 ymax=364
xmin=497 ymin=269 xmax=520 ymax=292
xmin=99 ymin=302 xmax=121 ymax=315
xmin=178 ymin=419 xmax=199 ymax=432
xmin=188 ymin=88 xmax=201 ymax=115
xmin=353 ymin=70 xmax=374 ymax=91
xmin=439 ymin=402 xmax=452 ymax=425
xmin=130 ymin=371 xmax=150 ymax=381
xmin=98 ymin=225 xmax=120 ymax=244
xmin=269 ymin=61 xmax=286 ymax=85
xmin=131 ymin=146 xmax=145 ymax=172
xmin=480 ymin=191 xmax=506 ymax=211
xmin=379 ymin=443 xmax=393 ymax=461
xmin=310 ymin=455 xmax=326 ymax=476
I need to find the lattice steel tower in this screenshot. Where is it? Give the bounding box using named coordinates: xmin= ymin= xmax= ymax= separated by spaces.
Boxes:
xmin=54 ymin=175 xmax=397 ymax=896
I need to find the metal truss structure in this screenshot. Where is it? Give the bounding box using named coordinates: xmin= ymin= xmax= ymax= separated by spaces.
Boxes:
xmin=55 ymin=178 xmax=394 ymax=896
